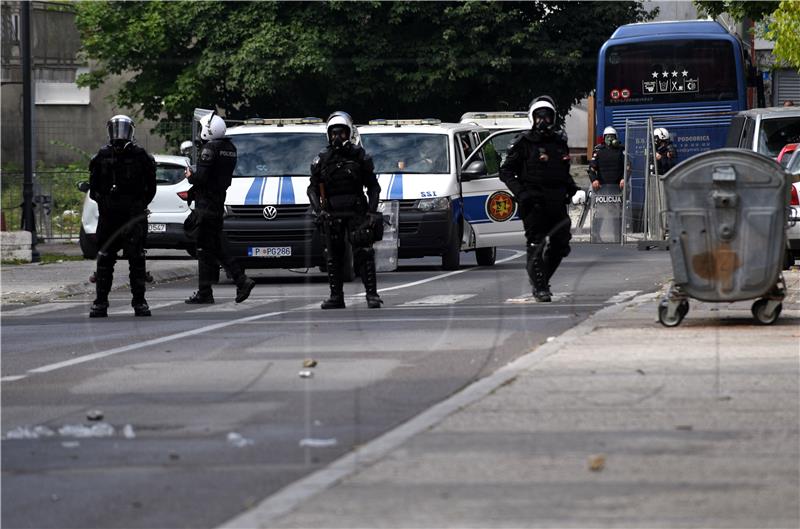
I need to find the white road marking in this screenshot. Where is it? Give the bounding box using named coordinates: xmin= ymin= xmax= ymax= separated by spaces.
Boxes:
xmin=0 ymin=375 xmax=27 ymax=382
xmin=3 ymin=251 xmax=528 ymax=382
xmin=108 ymin=300 xmax=185 ymax=315
xmin=22 ymin=311 xmax=286 ymax=376
xmin=3 ymin=302 xmax=84 ymax=317
xmin=399 ymin=294 xmax=476 ymax=306
xmin=505 ymin=293 xmax=570 ymax=304
xmin=188 ymin=299 xmax=279 ymax=313
xmin=240 ymin=314 xmax=571 ymax=325
xmin=605 ymin=290 xmax=642 ymax=304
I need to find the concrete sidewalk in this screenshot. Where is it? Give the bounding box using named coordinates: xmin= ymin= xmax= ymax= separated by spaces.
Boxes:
xmin=1 ymin=242 xmax=196 ymax=305
xmin=224 ymin=271 xmax=800 ymax=529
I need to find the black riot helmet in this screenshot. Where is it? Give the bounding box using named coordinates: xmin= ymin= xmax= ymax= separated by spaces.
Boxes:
xmin=107 ymin=114 xmax=135 ymax=151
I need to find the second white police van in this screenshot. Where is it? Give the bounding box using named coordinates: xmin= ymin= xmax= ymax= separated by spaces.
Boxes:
xmin=221 ymin=117 xmax=526 ymax=273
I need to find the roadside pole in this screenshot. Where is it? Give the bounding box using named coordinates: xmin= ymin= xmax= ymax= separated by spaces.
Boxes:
xmin=21 ymin=1 xmax=40 ymax=262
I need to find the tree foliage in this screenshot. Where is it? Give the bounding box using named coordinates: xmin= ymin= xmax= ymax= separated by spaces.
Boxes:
xmin=765 ymin=1 xmax=800 ymax=69
xmin=694 ymin=0 xmax=800 ymax=70
xmin=693 ymin=1 xmax=779 ymax=21
xmin=76 ymin=1 xmax=654 ymax=141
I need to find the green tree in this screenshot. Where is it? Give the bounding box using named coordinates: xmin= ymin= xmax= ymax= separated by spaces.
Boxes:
xmin=76 ymin=1 xmax=654 ymax=142
xmin=694 ymin=0 xmax=800 ymax=69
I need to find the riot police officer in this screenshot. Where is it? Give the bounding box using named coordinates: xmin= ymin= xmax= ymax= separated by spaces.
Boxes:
xmin=308 ymin=111 xmax=382 ymax=309
xmin=589 ymin=126 xmax=625 ymax=191
xmin=184 ymin=112 xmax=255 ymax=304
xmin=654 ymin=127 xmax=677 ymax=176
xmin=499 ymin=97 xmax=581 ymax=302
xmin=88 ymin=115 xmax=156 ymax=318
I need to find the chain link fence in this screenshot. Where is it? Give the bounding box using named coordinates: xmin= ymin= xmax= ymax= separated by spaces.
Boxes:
xmin=1 ymin=170 xmax=88 ymax=241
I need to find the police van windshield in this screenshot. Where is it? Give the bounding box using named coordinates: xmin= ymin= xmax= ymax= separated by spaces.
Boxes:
xmin=361 ymin=133 xmax=450 ymax=174
xmin=155 ymin=164 xmax=187 ymax=185
xmin=229 ymin=133 xmax=327 ymax=176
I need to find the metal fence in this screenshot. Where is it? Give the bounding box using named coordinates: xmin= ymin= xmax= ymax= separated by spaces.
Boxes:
xmin=1 ymin=170 xmax=88 ymax=240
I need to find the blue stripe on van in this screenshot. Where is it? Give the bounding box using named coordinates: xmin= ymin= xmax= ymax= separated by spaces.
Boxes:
xmin=389 ymin=173 xmax=403 ymax=200
xmin=245 ymin=177 xmax=264 ymax=205
xmin=451 ymin=196 xmax=462 ymax=223
xmin=279 ymin=176 xmax=295 ymax=205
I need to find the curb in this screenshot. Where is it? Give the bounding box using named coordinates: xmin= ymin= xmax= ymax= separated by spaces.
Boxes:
xmin=218 ymin=289 xmax=656 ymax=529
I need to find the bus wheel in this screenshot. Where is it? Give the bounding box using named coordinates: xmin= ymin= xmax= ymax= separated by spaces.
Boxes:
xmin=475 ymin=247 xmax=496 ymax=266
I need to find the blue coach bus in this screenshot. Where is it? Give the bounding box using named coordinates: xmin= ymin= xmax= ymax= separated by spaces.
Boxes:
xmin=596 ymin=20 xmax=749 ymax=163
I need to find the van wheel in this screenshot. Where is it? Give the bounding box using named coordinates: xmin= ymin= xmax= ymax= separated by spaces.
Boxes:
xmin=441 ymin=223 xmax=461 ymax=270
xmin=475 ymin=247 xmax=496 ymax=266
xmin=79 ymin=227 xmax=98 ymax=259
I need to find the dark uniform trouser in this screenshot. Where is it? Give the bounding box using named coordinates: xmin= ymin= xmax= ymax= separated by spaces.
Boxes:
xmin=520 ymin=199 xmax=572 ymax=292
xmin=324 ymin=214 xmax=378 ymax=297
xmin=195 ymin=211 xmax=245 ymax=296
xmin=95 ymin=211 xmax=148 ymax=304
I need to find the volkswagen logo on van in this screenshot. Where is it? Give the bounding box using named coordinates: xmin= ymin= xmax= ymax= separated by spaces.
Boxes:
xmin=262 ymin=206 xmax=278 ymax=220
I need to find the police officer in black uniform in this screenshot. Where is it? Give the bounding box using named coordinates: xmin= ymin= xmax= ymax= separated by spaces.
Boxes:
xmin=499 ymin=97 xmax=581 ymax=302
xmin=184 ymin=112 xmax=255 ymax=304
xmin=654 ymin=127 xmax=677 ymax=176
xmin=589 ymin=126 xmax=626 ymax=191
xmin=308 ymin=111 xmax=382 ymax=309
xmin=89 ymin=115 xmax=157 ymax=318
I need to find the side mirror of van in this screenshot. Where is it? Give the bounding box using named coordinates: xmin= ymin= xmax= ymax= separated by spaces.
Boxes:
xmin=77 ymin=181 xmax=90 ymax=193
xmin=461 ymin=160 xmax=487 ymax=181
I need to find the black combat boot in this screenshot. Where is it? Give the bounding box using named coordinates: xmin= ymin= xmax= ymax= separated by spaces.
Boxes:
xmin=89 ymin=301 xmax=108 ymax=318
xmin=185 ymin=291 xmax=214 ymax=304
xmin=321 ymin=257 xmax=345 ymax=309
xmin=361 ymin=250 xmax=383 ymax=309
xmin=527 ymin=243 xmax=551 ymax=302
xmin=132 ymin=299 xmax=151 ymax=317
xmin=235 ymin=277 xmax=256 ymax=303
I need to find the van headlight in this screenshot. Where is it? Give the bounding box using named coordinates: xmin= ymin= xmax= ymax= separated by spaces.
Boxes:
xmin=414 ymin=197 xmax=450 ymax=211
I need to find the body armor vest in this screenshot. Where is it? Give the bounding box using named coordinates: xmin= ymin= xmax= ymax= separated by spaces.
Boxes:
xmin=594 ymin=145 xmax=625 ymax=184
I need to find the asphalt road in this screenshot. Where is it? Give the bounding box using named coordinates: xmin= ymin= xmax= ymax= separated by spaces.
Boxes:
xmin=2 ymin=244 xmax=673 ymax=529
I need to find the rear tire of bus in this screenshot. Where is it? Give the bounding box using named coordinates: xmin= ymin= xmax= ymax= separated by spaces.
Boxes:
xmin=475 ymin=246 xmax=496 ymax=266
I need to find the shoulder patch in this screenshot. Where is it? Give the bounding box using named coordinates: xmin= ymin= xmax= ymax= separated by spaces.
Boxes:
xmin=200 ymin=147 xmax=215 ymax=162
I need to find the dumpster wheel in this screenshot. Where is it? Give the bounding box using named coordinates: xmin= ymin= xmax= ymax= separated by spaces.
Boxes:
xmin=751 ymin=299 xmax=782 ymax=325
xmin=658 ymin=299 xmax=689 ymax=327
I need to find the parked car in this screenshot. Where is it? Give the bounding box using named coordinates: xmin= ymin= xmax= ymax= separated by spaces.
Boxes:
xmin=78 ymin=154 xmax=193 ymax=259
xmin=777 ymin=142 xmax=798 ymax=167
xmin=726 ymin=106 xmax=800 ymax=157
xmin=785 ymin=149 xmax=800 ymax=268
xmin=725 ymin=107 xmax=800 ymax=269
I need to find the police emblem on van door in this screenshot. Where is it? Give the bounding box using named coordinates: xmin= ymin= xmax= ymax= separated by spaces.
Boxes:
xmin=263 ymin=206 xmax=277 ymax=220
xmin=486 ymin=191 xmax=516 ymax=222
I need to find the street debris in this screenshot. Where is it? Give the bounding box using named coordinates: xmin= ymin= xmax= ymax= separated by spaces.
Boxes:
xmin=169 ymin=452 xmax=180 ymax=461
xmin=676 ymin=424 xmax=693 ymax=431
xmin=298 ymin=370 xmax=314 ymax=379
xmin=546 ymin=336 xmax=556 ymax=343
xmin=61 ymin=441 xmax=80 ymax=449
xmin=58 ymin=423 xmax=115 ymax=438
xmin=123 ymin=424 xmax=136 ymax=439
xmin=86 ymin=409 xmax=104 ymax=421
xmin=50 ymin=494 xmax=60 ymax=502
xmin=5 ymin=425 xmax=56 ymax=439
xmin=227 ymin=432 xmax=254 ymax=448
xmin=302 ymin=359 xmax=318 ymax=368
xmin=636 ymin=369 xmax=646 ymax=375
xmin=299 ymin=437 xmax=337 ymax=448
xmin=589 ymin=454 xmax=606 ymax=472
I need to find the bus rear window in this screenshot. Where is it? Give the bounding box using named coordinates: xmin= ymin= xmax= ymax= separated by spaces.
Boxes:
xmin=604 ymin=40 xmax=738 ymax=105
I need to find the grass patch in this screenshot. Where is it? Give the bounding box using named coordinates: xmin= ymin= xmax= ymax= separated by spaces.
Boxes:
xmin=1 ymin=253 xmax=87 ymax=266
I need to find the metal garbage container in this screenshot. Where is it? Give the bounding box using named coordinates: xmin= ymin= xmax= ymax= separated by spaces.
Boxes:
xmin=658 ymin=149 xmax=789 ymax=327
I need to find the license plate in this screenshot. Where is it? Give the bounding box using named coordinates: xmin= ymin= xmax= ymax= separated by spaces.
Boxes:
xmin=148 ymin=223 xmax=166 ymax=233
xmin=248 ymin=246 xmax=292 ymax=258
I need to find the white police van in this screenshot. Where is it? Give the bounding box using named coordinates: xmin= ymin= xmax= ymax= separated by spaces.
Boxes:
xmin=359 ymin=119 xmax=526 ymax=269
xmin=222 ymin=118 xmax=335 ymax=275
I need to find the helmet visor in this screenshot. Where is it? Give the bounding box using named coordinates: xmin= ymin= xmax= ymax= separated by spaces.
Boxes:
xmin=108 ymin=119 xmax=134 ymax=143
